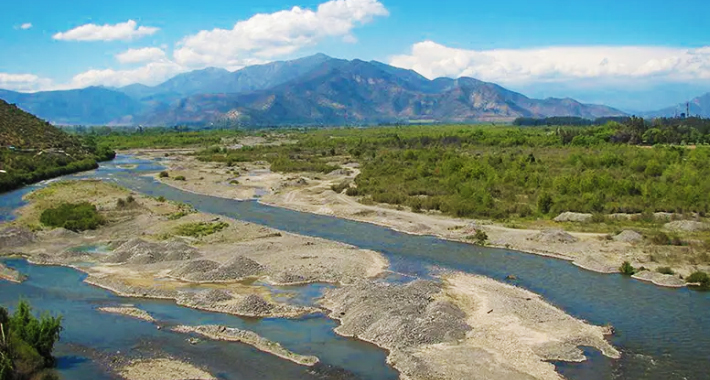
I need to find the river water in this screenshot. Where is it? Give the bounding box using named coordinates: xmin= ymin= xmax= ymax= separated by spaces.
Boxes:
xmin=1 ymin=155 xmax=709 ymax=380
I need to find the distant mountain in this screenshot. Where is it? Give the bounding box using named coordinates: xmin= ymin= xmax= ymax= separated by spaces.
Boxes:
xmin=646 ymin=93 xmax=710 ymax=118
xmin=141 ymin=58 xmax=625 ymax=126
xmin=116 ymin=54 xmax=333 ymax=102
xmin=0 ymin=54 xmax=625 ymax=126
xmin=0 ymin=87 xmax=142 ymax=125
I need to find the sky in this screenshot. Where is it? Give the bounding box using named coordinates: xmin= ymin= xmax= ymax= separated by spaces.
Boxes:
xmin=2 ymin=0 xmax=710 ymax=111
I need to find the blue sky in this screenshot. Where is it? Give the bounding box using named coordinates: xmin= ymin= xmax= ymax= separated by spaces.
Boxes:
xmin=2 ymin=0 xmax=710 ymax=110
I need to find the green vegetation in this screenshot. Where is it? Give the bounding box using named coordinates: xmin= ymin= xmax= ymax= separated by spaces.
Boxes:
xmin=174 ymin=175 xmax=186 ymax=181
xmin=466 ymin=230 xmax=489 ymax=245
xmin=656 ymin=267 xmax=675 ymax=275
xmin=620 ymin=261 xmax=637 ymax=276
xmin=192 ymin=121 xmax=710 ymax=221
xmin=0 ymin=300 xmax=63 ymax=380
xmin=39 ymin=202 xmax=104 ymax=231
xmin=81 ymin=127 xmax=229 ymax=150
xmin=159 ymin=171 xmax=169 ymax=178
xmin=116 ymin=195 xmax=136 ymax=209
xmin=649 ymin=231 xmax=684 ymax=246
xmin=173 ymin=221 xmax=229 ymax=237
xmin=0 ymin=100 xmax=115 ymax=193
xmin=686 ymin=271 xmax=710 ymax=289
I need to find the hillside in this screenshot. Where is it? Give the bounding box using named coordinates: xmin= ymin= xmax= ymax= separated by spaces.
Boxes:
xmin=646 ymin=93 xmax=710 ymax=118
xmin=0 ymin=99 xmax=114 ymax=192
xmin=142 ymin=58 xmax=625 ymax=126
xmin=0 ymin=87 xmax=143 ymax=126
xmin=1 ymin=55 xmax=625 ymax=126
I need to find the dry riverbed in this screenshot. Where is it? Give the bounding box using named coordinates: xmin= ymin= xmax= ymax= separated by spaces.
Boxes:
xmin=320 ymin=272 xmax=619 ymax=380
xmin=141 ymin=148 xmax=709 ymax=286
xmin=98 ymin=306 xmax=156 ymax=322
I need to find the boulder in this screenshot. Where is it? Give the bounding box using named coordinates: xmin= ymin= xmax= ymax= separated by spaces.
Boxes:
xmin=554 ymin=212 xmax=593 ymax=223
xmin=664 ymin=221 xmax=710 ymax=232
xmin=613 ymin=230 xmax=644 ymax=243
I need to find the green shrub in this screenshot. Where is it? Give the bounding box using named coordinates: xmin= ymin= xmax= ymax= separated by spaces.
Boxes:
xmin=116 ymin=198 xmax=126 ymax=208
xmin=345 ymin=187 xmax=361 ymax=196
xmin=174 ymin=222 xmax=229 ymax=237
xmin=39 ymin=202 xmax=104 ymax=232
xmin=686 ymin=271 xmax=710 ymax=289
xmin=156 ymin=196 xmax=166 ymax=202
xmin=537 ymin=192 xmax=553 ymax=215
xmin=656 ymin=267 xmax=675 ymax=275
xmin=466 ymin=230 xmax=489 ymax=245
xmin=159 ymin=171 xmax=169 ymax=178
xmin=0 ymin=300 xmax=62 ymax=379
xmin=620 ymin=261 xmax=636 ymax=276
xmin=650 ymin=231 xmax=683 ymax=246
xmin=174 ymin=175 xmax=186 ymax=181
xmin=331 ymin=181 xmax=350 ymax=193
xmin=591 ymin=213 xmax=607 ymax=223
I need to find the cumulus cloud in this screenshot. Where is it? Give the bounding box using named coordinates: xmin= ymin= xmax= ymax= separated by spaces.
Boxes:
xmin=53 ymin=20 xmax=159 ymax=41
xmin=69 ymin=61 xmax=185 ymax=88
xmin=116 ymin=47 xmax=167 ymax=64
xmin=0 ymin=73 xmax=53 ymax=92
xmin=174 ymin=0 xmax=388 ymax=69
xmin=389 ymin=41 xmax=710 ymax=85
xmin=20 ymin=23 xmax=32 ymax=30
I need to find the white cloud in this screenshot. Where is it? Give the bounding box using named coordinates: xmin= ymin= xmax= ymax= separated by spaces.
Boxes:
xmin=69 ymin=61 xmax=185 ymax=88
xmin=53 ymin=20 xmax=159 ymax=41
xmin=0 ymin=73 xmax=53 ymax=92
xmin=116 ymin=47 xmax=167 ymax=64
xmin=173 ymin=0 xmax=388 ymax=69
xmin=389 ymin=41 xmax=710 ymax=85
xmin=20 ymin=23 xmax=32 ymax=30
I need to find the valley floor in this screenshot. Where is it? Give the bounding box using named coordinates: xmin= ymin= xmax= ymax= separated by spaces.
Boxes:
xmin=139 ymin=148 xmax=706 ymax=288
xmin=0 ymin=172 xmax=620 ymax=380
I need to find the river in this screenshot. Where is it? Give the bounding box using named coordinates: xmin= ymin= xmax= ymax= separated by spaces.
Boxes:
xmin=1 ymin=155 xmax=709 ymax=380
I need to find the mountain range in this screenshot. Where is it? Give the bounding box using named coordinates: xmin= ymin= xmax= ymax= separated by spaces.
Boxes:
xmin=643 ymin=93 xmax=710 ymax=118
xmin=6 ymin=53 xmax=703 ymax=127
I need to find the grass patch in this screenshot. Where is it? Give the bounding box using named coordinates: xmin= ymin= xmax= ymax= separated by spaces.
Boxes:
xmin=39 ymin=202 xmax=104 ymax=231
xmin=656 ymin=266 xmax=675 ymax=275
xmin=174 ymin=175 xmax=186 ymax=181
xmin=174 ymin=221 xmax=229 ymax=237
xmin=686 ymin=271 xmax=710 ymax=289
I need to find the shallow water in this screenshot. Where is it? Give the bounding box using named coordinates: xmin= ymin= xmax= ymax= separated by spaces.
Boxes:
xmin=0 ymin=259 xmax=397 ymax=380
xmin=2 ymin=155 xmax=710 ymax=380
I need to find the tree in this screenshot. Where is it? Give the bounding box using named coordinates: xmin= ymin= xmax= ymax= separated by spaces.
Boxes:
xmin=0 ymin=300 xmax=62 ymax=380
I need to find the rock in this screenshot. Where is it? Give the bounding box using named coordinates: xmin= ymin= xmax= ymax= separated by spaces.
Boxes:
xmin=104 ymin=238 xmax=200 ymax=264
xmin=553 ymin=212 xmax=593 ymax=223
xmin=532 ymin=229 xmax=579 ymax=244
xmin=0 ymin=227 xmax=35 ymax=250
xmin=663 ymin=221 xmax=710 ymax=232
xmin=505 ymin=275 xmax=517 ymax=280
xmin=172 ymin=256 xmax=265 ymax=282
xmin=613 ymin=230 xmax=644 ymax=243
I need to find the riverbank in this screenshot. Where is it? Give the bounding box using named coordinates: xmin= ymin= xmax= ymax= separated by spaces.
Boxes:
xmin=320 ymin=271 xmax=619 ymax=380
xmin=172 ymin=325 xmax=319 ymax=366
xmin=141 ymin=148 xmax=708 ymax=288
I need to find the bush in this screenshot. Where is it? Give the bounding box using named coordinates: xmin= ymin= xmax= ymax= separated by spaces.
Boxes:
xmin=537 ymin=192 xmax=553 ymax=215
xmin=174 ymin=175 xmax=186 ymax=181
xmin=39 ymin=202 xmax=104 ymax=232
xmin=474 ymin=229 xmax=489 ymax=245
xmin=174 ymin=222 xmax=229 ymax=237
xmin=686 ymin=271 xmax=710 ymax=289
xmin=331 ymin=181 xmax=350 ymax=193
xmin=650 ymin=231 xmax=683 ymax=246
xmin=156 ymin=196 xmax=166 ymax=202
xmin=0 ymin=300 xmax=62 ymax=379
xmin=159 ymin=171 xmax=169 ymax=178
xmin=345 ymin=187 xmax=361 ymax=196
xmin=656 ymin=267 xmax=675 ymax=275
xmin=620 ymin=261 xmax=636 ymax=276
